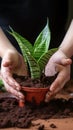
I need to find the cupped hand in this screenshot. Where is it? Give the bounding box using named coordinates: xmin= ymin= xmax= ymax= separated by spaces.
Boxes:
xmin=0 ymin=50 xmax=27 ymax=100
xmin=45 ymin=50 xmax=72 ymax=102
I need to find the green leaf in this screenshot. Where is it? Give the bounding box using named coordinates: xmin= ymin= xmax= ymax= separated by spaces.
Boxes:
xmin=20 ymin=45 xmax=41 ymax=79
xmin=8 ymin=27 xmax=33 ymax=55
xmin=26 ymin=53 xmax=41 ymax=79
xmin=0 ymin=79 xmax=4 ymax=86
xmin=8 ymin=22 xmax=57 ymax=80
xmin=0 ymin=79 xmax=6 ymax=92
xmin=8 ymin=27 xmax=41 ymax=79
xmin=38 ymin=48 xmax=58 ymax=72
xmin=33 ymin=21 xmax=51 ymax=60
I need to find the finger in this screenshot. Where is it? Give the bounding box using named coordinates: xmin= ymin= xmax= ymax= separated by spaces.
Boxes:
xmin=3 ymin=79 xmax=24 ymax=100
xmin=5 ymin=76 xmax=21 ymax=90
xmin=2 ymin=60 xmax=12 ymax=67
xmin=45 ymin=65 xmax=70 ymax=102
xmin=2 ymin=72 xmax=21 ymax=91
xmin=50 ymin=67 xmax=70 ymax=93
xmin=60 ymin=58 xmax=72 ymax=66
xmin=45 ymin=91 xmax=55 ymax=102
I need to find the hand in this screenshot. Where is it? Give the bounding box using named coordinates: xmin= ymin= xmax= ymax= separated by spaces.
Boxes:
xmin=45 ymin=50 xmax=72 ymax=102
xmin=0 ymin=50 xmax=27 ymax=100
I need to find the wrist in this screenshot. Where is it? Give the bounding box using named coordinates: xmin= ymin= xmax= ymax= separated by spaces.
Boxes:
xmin=59 ymin=47 xmax=72 ymax=58
xmin=0 ymin=27 xmax=17 ymax=58
xmin=57 ymin=49 xmax=68 ymax=58
xmin=58 ymin=20 xmax=73 ymax=58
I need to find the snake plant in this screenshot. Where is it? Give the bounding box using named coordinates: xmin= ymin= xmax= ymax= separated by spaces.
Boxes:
xmin=9 ymin=21 xmax=57 ymax=79
xmin=0 ymin=79 xmax=6 ymax=92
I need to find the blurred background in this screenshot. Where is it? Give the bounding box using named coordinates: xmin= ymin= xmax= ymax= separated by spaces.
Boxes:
xmin=0 ymin=0 xmax=73 ymax=77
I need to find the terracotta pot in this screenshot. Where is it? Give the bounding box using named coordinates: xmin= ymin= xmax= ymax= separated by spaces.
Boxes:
xmin=19 ymin=86 xmax=49 ymax=107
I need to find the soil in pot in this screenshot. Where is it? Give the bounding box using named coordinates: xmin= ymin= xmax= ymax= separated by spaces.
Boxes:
xmin=13 ymin=73 xmax=58 ymax=105
xmin=13 ymin=73 xmax=57 ymax=88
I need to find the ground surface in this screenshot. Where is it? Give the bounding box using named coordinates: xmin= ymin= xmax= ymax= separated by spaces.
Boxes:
xmin=0 ymin=79 xmax=73 ymax=130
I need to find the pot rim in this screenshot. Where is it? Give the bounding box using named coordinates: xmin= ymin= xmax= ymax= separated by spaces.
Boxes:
xmin=21 ymin=86 xmax=50 ymax=92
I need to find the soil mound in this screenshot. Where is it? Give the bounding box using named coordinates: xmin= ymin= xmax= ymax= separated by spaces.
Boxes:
xmin=0 ymin=93 xmax=73 ymax=128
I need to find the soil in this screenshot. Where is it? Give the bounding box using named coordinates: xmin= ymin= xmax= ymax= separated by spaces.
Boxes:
xmin=0 ymin=75 xmax=73 ymax=129
xmin=13 ymin=73 xmax=57 ymax=88
xmin=0 ymin=92 xmax=73 ymax=128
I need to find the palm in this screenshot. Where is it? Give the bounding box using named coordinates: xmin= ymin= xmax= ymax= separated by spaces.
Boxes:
xmin=45 ymin=50 xmax=72 ymax=102
xmin=0 ymin=51 xmax=27 ymax=100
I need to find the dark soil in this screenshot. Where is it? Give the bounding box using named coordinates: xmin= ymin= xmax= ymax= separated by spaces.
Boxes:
xmin=0 ymin=74 xmax=73 ymax=128
xmin=0 ymin=93 xmax=73 ymax=128
xmin=13 ymin=73 xmax=57 ymax=88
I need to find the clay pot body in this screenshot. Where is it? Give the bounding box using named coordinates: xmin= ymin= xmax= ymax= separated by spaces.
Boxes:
xmin=21 ymin=86 xmax=49 ymax=105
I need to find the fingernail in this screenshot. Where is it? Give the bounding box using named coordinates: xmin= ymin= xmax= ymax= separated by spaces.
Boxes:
xmin=15 ymin=82 xmax=21 ymax=90
xmin=16 ymin=87 xmax=20 ymax=91
xmin=18 ymin=93 xmax=24 ymax=99
xmin=45 ymin=98 xmax=50 ymax=102
xmin=50 ymin=85 xmax=55 ymax=92
xmin=45 ymin=92 xmax=51 ymax=102
xmin=15 ymin=82 xmax=19 ymax=87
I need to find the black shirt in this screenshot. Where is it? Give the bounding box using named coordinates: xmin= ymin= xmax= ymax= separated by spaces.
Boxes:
xmin=0 ymin=0 xmax=68 ymax=50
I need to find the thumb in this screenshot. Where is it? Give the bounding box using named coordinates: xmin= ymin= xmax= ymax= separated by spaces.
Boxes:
xmin=2 ymin=59 xmax=12 ymax=67
xmin=61 ymin=58 xmax=72 ymax=66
